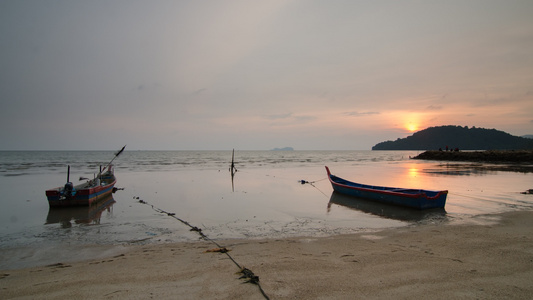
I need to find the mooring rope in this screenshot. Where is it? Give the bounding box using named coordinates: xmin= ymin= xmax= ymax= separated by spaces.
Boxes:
xmin=299 ymin=177 xmax=330 ymax=198
xmin=448 ymin=191 xmax=487 ymax=200
xmin=137 ymin=199 xmax=270 ymax=300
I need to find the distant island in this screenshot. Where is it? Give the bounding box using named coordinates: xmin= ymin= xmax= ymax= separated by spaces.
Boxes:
xmin=271 ymin=147 xmax=294 ymax=151
xmin=372 ymin=125 xmax=533 ymax=150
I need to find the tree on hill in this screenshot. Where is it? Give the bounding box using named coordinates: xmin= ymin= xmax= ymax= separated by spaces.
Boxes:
xmin=372 ymin=125 xmax=533 ymax=150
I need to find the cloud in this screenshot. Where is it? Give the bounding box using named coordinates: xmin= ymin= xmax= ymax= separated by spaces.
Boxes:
xmin=136 ymin=83 xmax=160 ymax=92
xmin=344 ymin=111 xmax=380 ymax=117
xmin=293 ymin=115 xmax=317 ymax=122
xmin=264 ymin=113 xmax=317 ymax=126
xmin=192 ymin=88 xmax=207 ymax=95
xmin=426 ymin=105 xmax=443 ymax=110
xmin=265 ymin=113 xmax=292 ymax=120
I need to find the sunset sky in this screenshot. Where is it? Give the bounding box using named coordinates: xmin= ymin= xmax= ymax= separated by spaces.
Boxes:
xmin=1 ymin=0 xmax=532 ymax=150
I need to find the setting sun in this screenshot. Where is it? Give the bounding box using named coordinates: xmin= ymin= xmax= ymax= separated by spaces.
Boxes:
xmin=406 ymin=123 xmax=418 ymax=132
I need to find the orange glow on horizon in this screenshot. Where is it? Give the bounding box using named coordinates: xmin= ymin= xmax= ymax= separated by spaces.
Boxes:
xmin=406 ymin=123 xmax=418 ymax=132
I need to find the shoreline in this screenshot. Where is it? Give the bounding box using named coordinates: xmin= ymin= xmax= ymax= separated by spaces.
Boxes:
xmin=2 ymin=210 xmax=533 ymax=299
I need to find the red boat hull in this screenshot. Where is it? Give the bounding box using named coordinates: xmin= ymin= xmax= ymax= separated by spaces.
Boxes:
xmin=46 ymin=179 xmax=116 ymax=207
xmin=46 ymin=168 xmax=117 ymax=207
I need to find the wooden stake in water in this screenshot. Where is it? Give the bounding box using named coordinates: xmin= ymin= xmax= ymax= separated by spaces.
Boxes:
xmin=230 ymin=149 xmax=237 ymax=192
xmin=230 ymin=149 xmax=237 ymax=174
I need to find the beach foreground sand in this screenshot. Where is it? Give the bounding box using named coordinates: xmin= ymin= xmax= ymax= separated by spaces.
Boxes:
xmin=2 ymin=211 xmax=533 ymax=299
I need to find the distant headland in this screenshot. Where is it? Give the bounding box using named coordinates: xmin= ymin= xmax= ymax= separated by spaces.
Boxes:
xmin=372 ymin=125 xmax=533 ymax=151
xmin=271 ymin=147 xmax=294 ymax=151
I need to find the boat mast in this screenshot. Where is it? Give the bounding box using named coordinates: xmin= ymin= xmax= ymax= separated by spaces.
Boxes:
xmin=98 ymin=145 xmax=126 ymax=177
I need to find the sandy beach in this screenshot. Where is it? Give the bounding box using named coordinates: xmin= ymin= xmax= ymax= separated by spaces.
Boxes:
xmin=2 ymin=210 xmax=532 ymax=299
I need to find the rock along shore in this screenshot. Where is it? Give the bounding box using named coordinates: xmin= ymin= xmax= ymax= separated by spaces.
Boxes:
xmin=412 ymin=150 xmax=533 ymax=163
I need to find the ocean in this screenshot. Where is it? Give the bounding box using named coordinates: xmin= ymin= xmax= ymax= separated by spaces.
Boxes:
xmin=1 ymin=150 xmax=532 ymax=269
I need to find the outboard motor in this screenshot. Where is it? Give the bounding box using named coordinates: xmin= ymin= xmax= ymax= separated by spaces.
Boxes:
xmin=63 ymin=182 xmax=74 ymax=197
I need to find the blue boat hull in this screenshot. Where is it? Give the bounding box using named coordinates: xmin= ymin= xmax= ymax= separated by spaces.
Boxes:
xmin=326 ymin=166 xmax=447 ymax=209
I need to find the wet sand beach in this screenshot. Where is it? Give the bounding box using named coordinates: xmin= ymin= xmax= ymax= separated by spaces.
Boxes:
xmin=2 ymin=210 xmax=532 ymax=299
xmin=2 ymin=151 xmax=533 ymax=299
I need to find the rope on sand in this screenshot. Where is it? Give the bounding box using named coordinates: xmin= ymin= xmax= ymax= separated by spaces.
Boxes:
xmin=137 ymin=199 xmax=270 ymax=300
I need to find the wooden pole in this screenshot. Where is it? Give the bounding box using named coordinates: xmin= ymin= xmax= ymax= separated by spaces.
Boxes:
xmin=230 ymin=149 xmax=237 ymax=174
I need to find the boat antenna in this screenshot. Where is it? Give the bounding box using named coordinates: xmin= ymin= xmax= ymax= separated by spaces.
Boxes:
xmin=98 ymin=145 xmax=126 ymax=177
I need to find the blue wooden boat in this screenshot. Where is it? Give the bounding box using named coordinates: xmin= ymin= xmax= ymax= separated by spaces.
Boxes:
xmin=325 ymin=166 xmax=447 ymax=209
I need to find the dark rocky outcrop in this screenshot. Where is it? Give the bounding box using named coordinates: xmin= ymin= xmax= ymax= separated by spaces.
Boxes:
xmin=412 ymin=150 xmax=533 ymax=163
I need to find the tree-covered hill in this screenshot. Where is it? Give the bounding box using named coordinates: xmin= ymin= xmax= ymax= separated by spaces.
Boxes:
xmin=372 ymin=125 xmax=533 ymax=150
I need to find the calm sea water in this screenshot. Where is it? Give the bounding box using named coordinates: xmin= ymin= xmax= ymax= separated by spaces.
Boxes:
xmin=1 ymin=150 xmax=532 ymax=269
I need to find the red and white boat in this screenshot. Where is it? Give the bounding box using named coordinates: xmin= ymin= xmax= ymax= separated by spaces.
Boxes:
xmin=45 ymin=145 xmax=125 ymax=207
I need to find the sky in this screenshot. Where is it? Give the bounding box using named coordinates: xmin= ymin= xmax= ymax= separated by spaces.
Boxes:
xmin=1 ymin=0 xmax=532 ymax=150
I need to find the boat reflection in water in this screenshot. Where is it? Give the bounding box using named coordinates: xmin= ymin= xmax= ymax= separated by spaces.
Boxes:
xmin=328 ymin=191 xmax=447 ymax=223
xmin=46 ymin=194 xmax=116 ymax=228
